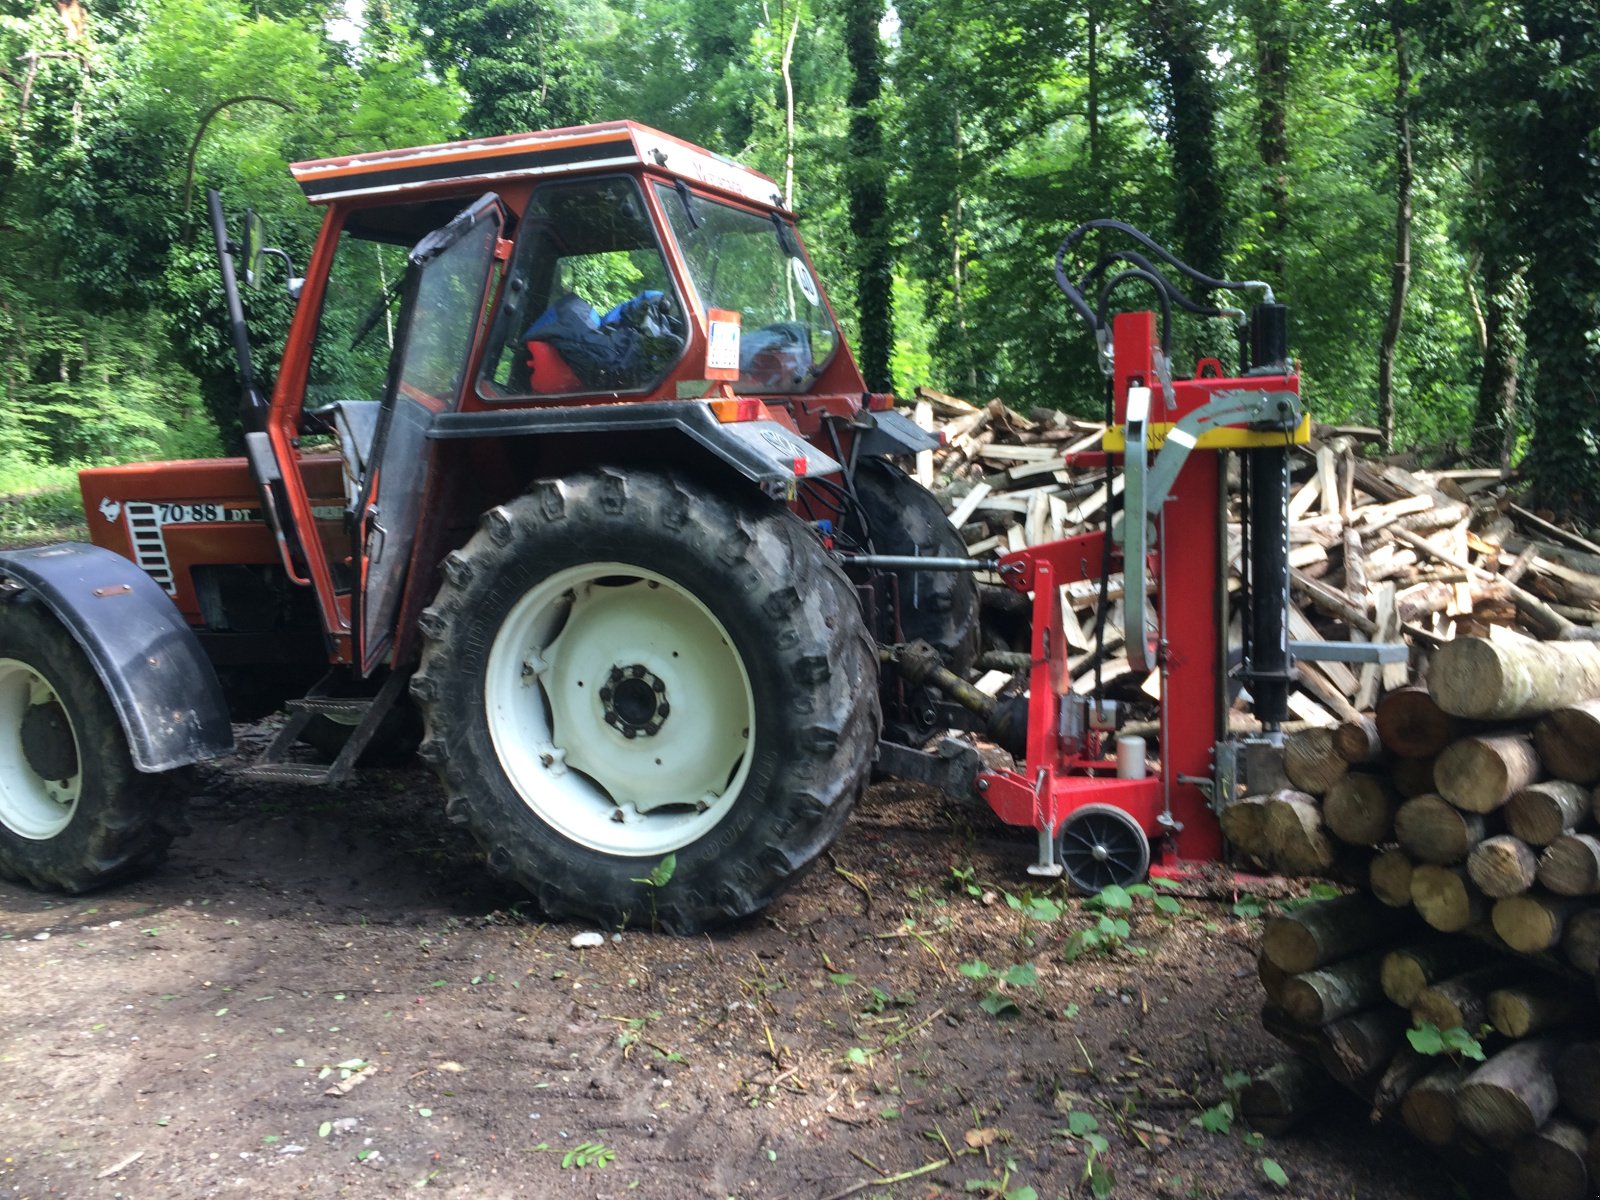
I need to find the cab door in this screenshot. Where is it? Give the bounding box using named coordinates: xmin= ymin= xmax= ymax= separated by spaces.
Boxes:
xmin=353 ymin=193 xmax=505 ymax=675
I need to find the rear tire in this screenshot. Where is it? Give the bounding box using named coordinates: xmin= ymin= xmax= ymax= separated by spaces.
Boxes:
xmin=844 ymin=459 xmax=980 ymax=743
xmin=0 ymin=594 xmax=182 ymax=892
xmin=410 ymin=469 xmax=880 ymax=933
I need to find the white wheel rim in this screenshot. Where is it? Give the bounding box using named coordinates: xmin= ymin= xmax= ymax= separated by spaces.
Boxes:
xmin=484 ymin=563 xmax=756 ymax=857
xmin=0 ymin=658 xmax=82 ymax=841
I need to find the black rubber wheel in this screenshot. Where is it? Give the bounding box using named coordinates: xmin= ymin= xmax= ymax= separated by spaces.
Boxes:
xmin=410 ymin=468 xmax=880 ymax=933
xmin=0 ymin=593 xmax=184 ymax=892
xmin=1058 ymin=804 xmax=1151 ymax=894
xmin=843 ymin=459 xmax=980 ymax=743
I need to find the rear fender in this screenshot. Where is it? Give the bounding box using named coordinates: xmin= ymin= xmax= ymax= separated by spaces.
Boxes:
xmin=0 ymin=543 xmax=234 ymax=771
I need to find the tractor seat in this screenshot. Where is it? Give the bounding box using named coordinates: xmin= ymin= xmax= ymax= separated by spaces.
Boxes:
xmin=310 ymin=400 xmax=383 ymax=508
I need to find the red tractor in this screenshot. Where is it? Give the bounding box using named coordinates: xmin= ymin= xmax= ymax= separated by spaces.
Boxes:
xmin=0 ymin=123 xmax=978 ymax=932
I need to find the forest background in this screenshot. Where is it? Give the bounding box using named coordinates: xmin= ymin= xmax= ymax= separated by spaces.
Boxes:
xmin=0 ymin=0 xmax=1596 ymax=527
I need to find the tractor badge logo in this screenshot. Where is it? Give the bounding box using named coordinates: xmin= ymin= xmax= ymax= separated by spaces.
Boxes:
xmin=98 ymin=497 xmax=121 ymax=524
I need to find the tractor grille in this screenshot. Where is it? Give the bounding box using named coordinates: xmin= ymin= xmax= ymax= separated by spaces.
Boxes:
xmin=123 ymin=502 xmax=176 ymax=596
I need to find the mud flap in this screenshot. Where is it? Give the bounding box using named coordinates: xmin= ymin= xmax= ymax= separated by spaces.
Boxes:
xmin=0 ymin=543 xmax=234 ymax=771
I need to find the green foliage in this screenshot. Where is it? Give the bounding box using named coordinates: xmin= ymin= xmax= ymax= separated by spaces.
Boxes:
xmin=1407 ymin=1020 xmax=1486 ymax=1062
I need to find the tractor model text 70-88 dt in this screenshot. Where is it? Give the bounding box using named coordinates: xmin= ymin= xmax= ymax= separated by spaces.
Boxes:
xmin=0 ymin=127 xmax=1397 ymax=929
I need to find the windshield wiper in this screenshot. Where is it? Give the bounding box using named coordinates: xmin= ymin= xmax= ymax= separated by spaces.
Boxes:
xmin=672 ymin=180 xmax=702 ymax=230
xmin=770 ymin=212 xmax=798 ymax=257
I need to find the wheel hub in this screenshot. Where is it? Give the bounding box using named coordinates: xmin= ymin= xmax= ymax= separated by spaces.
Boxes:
xmin=601 ymin=664 xmax=669 ymax=739
xmin=20 ymin=699 xmax=77 ymax=784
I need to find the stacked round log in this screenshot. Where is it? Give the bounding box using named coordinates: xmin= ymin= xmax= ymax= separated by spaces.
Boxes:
xmin=1245 ymin=636 xmax=1600 ymax=1199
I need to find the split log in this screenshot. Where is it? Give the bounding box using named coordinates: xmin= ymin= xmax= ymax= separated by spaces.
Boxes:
xmin=1283 ymin=727 xmax=1349 ymax=795
xmin=1333 ymin=715 xmax=1383 ymax=764
xmin=1554 ymin=1042 xmax=1600 ymax=1123
xmin=1535 ymin=699 xmax=1600 ymax=785
xmin=1239 ymin=1059 xmax=1335 ymax=1135
xmin=1381 ymin=941 xmax=1489 ymax=1007
xmin=1435 ymin=734 xmax=1543 ymax=814
xmin=1429 ymin=637 xmax=1600 ymax=721
xmin=1323 ymin=773 xmax=1401 ymax=847
xmin=1370 ymin=847 xmax=1415 ymax=908
xmin=1400 ymin=1064 xmax=1469 ymax=1147
xmin=1505 ymin=781 xmax=1592 ymax=847
xmin=1392 ymin=756 xmax=1437 ymax=799
xmin=1280 ymin=951 xmax=1388 ymax=1026
xmin=1261 ymin=894 xmax=1396 ymax=975
xmin=1376 ymin=686 xmax=1454 ymax=757
xmin=1537 ymin=834 xmax=1600 ymax=896
xmin=1561 ymin=908 xmax=1600 ymax=974
xmin=1411 ymin=965 xmax=1514 ymax=1032
xmin=1488 ymin=979 xmax=1585 ymax=1038
xmin=1394 ymin=794 xmax=1487 ymax=865
xmin=1456 ymin=1038 xmax=1563 ymax=1150
xmin=1263 ymin=792 xmax=1337 ymax=874
xmin=1509 ymin=1119 xmax=1589 ymax=1200
xmin=1467 ymin=835 xmax=1540 ymax=899
xmin=1410 ymin=863 xmax=1488 ymax=932
xmin=1493 ymin=893 xmax=1588 ymax=953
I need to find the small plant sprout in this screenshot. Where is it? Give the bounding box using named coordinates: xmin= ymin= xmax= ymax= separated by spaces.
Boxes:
xmin=1407 ymin=1020 xmax=1487 ymax=1062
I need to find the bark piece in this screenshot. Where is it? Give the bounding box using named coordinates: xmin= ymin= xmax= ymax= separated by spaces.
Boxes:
xmin=1283 ymin=727 xmax=1349 ymax=795
xmin=1429 ymin=637 xmax=1600 ymax=720
xmin=1505 ymin=781 xmax=1591 ymax=847
xmin=1534 ymin=698 xmax=1600 ymax=784
xmin=1456 ymin=1038 xmax=1562 ymax=1151
xmin=1380 ymin=941 xmax=1487 ymax=1007
xmin=1323 ymin=773 xmax=1400 ymax=847
xmin=1261 ymin=894 xmax=1394 ymax=975
xmin=1369 ymin=847 xmax=1415 ymax=908
xmin=1394 ymin=794 xmax=1487 ymax=865
xmin=1410 ymin=863 xmax=1487 ymax=932
xmin=1435 ymin=734 xmax=1543 ymax=814
xmin=1467 ymin=835 xmax=1540 ymax=899
xmin=1537 ymin=833 xmax=1600 ymax=896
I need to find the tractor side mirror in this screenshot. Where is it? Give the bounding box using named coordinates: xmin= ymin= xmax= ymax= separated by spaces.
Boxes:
xmin=240 ymin=209 xmax=264 ymax=287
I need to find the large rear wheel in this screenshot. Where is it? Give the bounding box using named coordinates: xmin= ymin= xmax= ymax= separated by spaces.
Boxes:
xmin=410 ymin=469 xmax=880 ymax=932
xmin=0 ymin=594 xmax=183 ymax=892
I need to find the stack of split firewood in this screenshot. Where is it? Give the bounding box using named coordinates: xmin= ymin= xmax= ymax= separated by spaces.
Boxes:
xmin=1244 ymin=636 xmax=1600 ymax=1200
xmin=905 ymin=387 xmax=1600 ymax=721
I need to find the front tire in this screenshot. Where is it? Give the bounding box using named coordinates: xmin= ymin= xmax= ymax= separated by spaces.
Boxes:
xmin=0 ymin=593 xmax=183 ymax=892
xmin=410 ymin=469 xmax=880 ymax=933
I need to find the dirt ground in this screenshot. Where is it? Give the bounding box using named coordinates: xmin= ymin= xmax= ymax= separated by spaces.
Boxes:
xmin=0 ymin=734 xmax=1466 ymax=1200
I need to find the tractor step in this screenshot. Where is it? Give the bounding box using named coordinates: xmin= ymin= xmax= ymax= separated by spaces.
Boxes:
xmin=235 ymin=762 xmax=338 ymax=785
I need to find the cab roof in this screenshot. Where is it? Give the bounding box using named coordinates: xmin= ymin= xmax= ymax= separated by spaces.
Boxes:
xmin=289 ymin=120 xmax=788 ymax=212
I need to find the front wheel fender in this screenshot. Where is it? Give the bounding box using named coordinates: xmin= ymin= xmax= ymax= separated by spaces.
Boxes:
xmin=0 ymin=544 xmax=233 ymax=771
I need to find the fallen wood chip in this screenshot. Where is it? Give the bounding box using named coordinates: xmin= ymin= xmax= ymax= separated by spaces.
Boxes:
xmin=325 ymin=1063 xmax=377 ymax=1096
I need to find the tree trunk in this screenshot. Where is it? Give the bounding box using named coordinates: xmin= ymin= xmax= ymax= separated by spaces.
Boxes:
xmin=1467 ymin=835 xmax=1540 ymax=899
xmin=1370 ymin=846 xmax=1416 ymax=907
xmin=1392 ymin=756 xmax=1437 ymax=799
xmin=1377 ymin=685 xmax=1453 ymax=757
xmin=1280 ymin=951 xmax=1388 ymax=1026
xmin=1505 ymin=781 xmax=1591 ymax=846
xmin=844 ymin=0 xmax=893 ymax=393
xmin=1488 ymin=980 xmax=1585 ymax=1038
xmin=1456 ymin=1038 xmax=1563 ymax=1150
xmin=1411 ymin=964 xmax=1513 ymax=1032
xmin=1394 ymin=794 xmax=1486 ymax=865
xmin=1284 ymin=726 xmax=1349 ymax=795
xmin=1381 ymin=941 xmax=1487 ymax=1007
xmin=1469 ymin=254 xmax=1525 ymax=473
xmin=1536 ymin=834 xmax=1600 ymax=896
xmin=1261 ymin=894 xmax=1396 ymax=974
xmin=1240 ymin=1058 xmax=1331 ymax=1135
xmin=1428 ymin=637 xmax=1600 ymax=721
xmin=1434 ymin=734 xmax=1543 ymax=814
xmin=1375 ymin=4 xmax=1412 ymax=451
xmin=1410 ymin=863 xmax=1487 ymax=932
xmin=1146 ymin=0 xmax=1228 ymax=280
xmin=1250 ymin=0 xmax=1289 ymax=286
xmin=1324 ymin=773 xmax=1399 ymax=846
xmin=1492 ymin=892 xmax=1586 ymax=953
xmin=1400 ymin=1064 xmax=1469 ymax=1147
xmin=1264 ymin=791 xmax=1336 ymax=874
xmin=1509 ymin=1119 xmax=1588 ymax=1200
xmin=1561 ymin=907 xmax=1600 ymax=974
xmin=1534 ymin=700 xmax=1600 ymax=785
xmin=1333 ymin=715 xmax=1384 ymax=764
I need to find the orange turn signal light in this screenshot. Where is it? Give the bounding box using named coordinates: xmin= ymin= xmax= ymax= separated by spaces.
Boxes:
xmin=710 ymin=397 xmax=764 ymax=423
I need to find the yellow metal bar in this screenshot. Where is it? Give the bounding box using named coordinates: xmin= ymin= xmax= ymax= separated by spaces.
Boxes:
xmin=1101 ymin=412 xmax=1311 ymax=452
